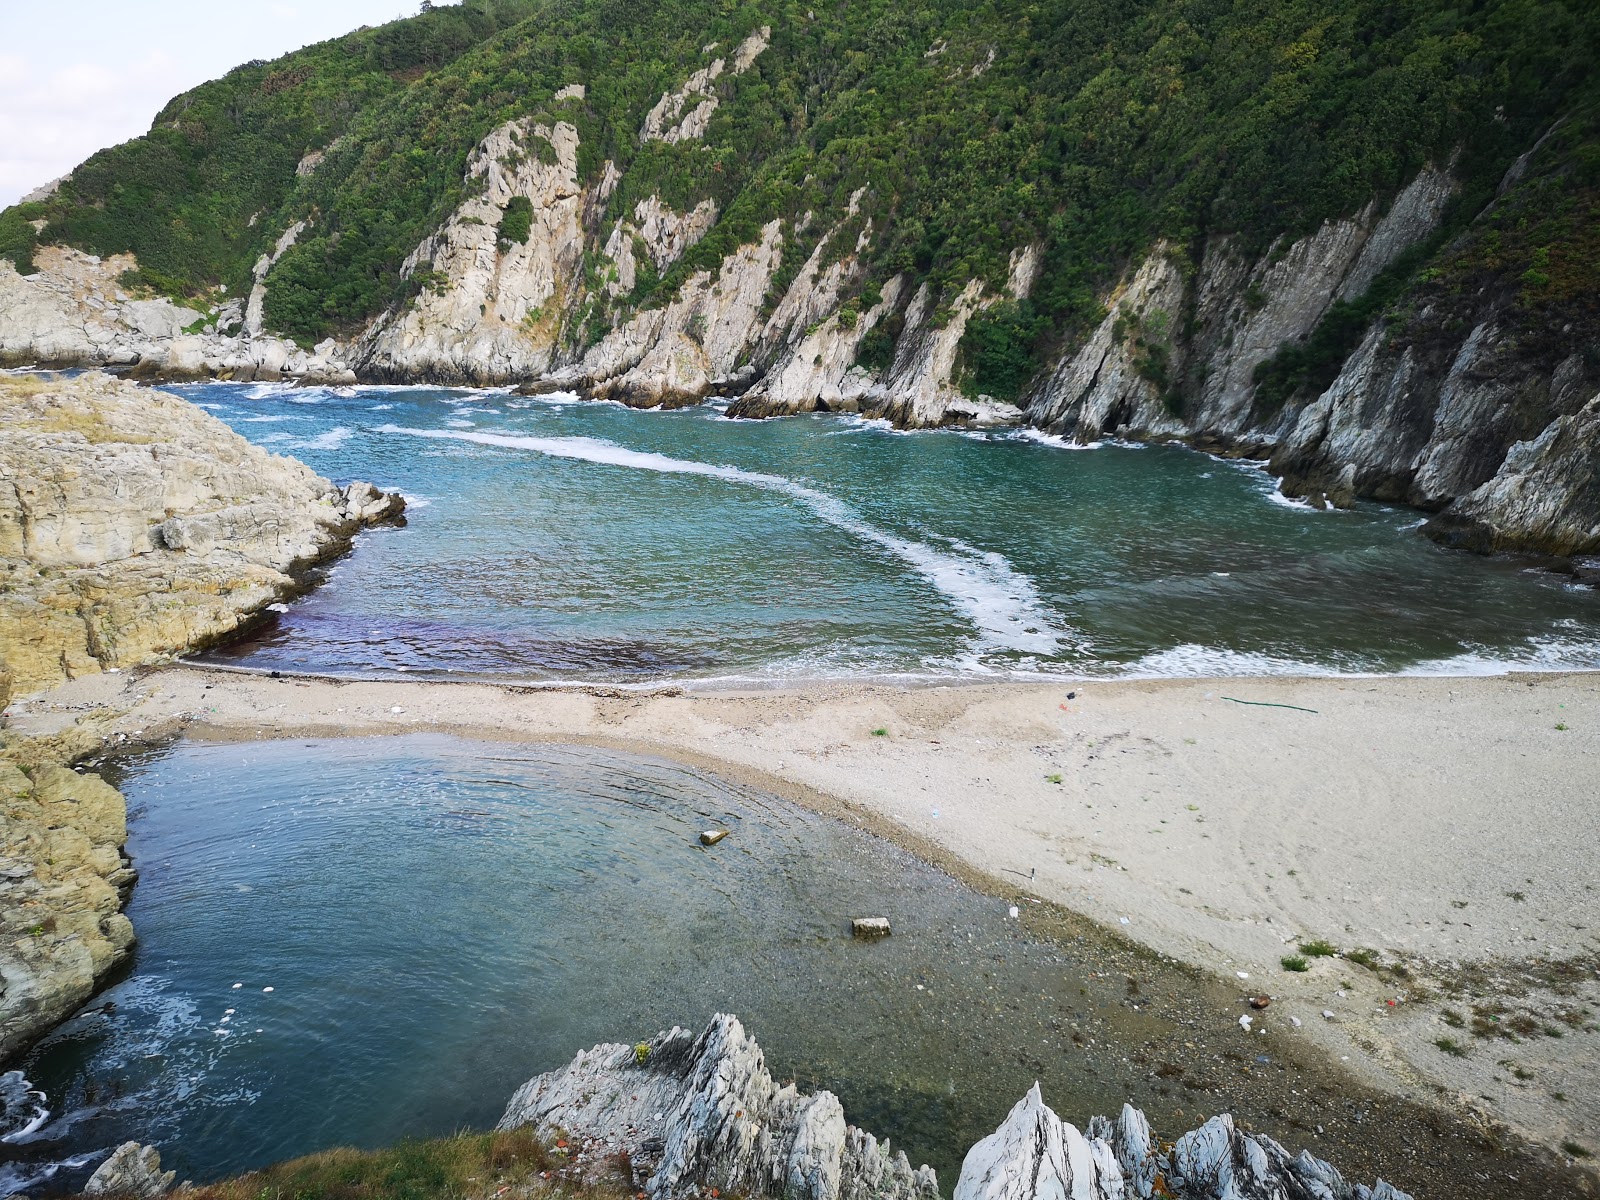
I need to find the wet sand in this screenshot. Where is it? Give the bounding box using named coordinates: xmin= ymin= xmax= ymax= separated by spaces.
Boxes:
xmin=5 ymin=666 xmax=1598 ymax=1184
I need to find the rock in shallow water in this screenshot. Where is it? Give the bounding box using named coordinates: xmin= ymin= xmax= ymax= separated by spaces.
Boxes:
xmin=502 ymin=1015 xmax=1413 ymax=1200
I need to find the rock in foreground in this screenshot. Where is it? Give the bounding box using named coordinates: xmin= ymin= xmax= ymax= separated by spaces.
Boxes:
xmin=83 ymin=1141 xmax=176 ymax=1198
xmin=503 ymin=1015 xmax=1413 ymax=1200
xmin=499 ymin=1013 xmax=939 ymax=1200
xmin=0 ymin=371 xmax=403 ymax=698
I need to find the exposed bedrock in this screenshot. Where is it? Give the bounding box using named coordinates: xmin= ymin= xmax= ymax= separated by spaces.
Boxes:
xmin=0 ymin=371 xmax=404 ymax=698
xmin=0 ymin=761 xmax=136 ymax=1066
xmin=3 ymin=101 xmax=1591 ymax=556
xmin=499 ymin=1014 xmax=1413 ymax=1200
xmin=0 ymin=246 xmax=354 ymax=386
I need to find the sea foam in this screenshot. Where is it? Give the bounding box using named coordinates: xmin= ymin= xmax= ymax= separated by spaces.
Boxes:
xmin=379 ymin=425 xmax=1074 ymax=657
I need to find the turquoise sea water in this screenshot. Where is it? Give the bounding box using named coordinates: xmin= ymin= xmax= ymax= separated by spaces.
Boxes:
xmin=165 ymin=381 xmax=1598 ymax=681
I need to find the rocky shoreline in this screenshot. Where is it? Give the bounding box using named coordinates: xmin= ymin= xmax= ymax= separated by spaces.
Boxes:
xmin=0 ymin=370 xmax=403 ymax=1068
xmin=4 ymin=131 xmax=1596 ymax=566
xmin=0 ymin=371 xmax=404 ymax=701
xmin=82 ymin=1013 xmax=1417 ymax=1200
xmin=498 ymin=1014 xmax=1416 ymax=1200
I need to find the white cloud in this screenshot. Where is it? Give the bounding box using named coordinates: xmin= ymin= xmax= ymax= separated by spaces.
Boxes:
xmin=0 ymin=1 xmax=438 ymax=208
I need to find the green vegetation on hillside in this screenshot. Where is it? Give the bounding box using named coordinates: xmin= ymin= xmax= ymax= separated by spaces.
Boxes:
xmin=4 ymin=0 xmax=1598 ymax=390
xmin=1 ymin=2 xmax=542 ymax=300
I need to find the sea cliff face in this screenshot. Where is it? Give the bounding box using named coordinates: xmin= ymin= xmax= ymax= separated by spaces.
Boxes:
xmin=2 ymin=140 xmax=1590 ymax=561
xmin=1 ymin=4 xmax=1595 ymax=560
xmin=0 ymin=372 xmax=403 ymax=700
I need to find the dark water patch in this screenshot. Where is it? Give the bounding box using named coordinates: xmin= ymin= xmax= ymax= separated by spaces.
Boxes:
xmin=5 ymin=737 xmax=1586 ymax=1199
xmin=197 ymin=609 xmax=717 ymax=677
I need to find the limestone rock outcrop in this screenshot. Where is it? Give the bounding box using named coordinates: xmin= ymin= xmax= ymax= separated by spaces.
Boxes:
xmin=502 ymin=1016 xmax=1413 ymax=1200
xmin=0 ymin=761 xmax=136 ymax=1064
xmin=499 ymin=1013 xmax=940 ymax=1200
xmin=0 ymin=246 xmax=354 ymax=385
xmin=0 ymin=371 xmax=403 ymax=696
xmin=83 ymin=1142 xmax=175 ymax=1198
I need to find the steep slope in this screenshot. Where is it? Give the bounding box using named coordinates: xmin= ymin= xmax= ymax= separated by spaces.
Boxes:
xmin=1 ymin=0 xmax=1596 ymax=555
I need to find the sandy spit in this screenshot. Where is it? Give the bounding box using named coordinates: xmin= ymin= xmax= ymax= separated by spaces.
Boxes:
xmin=6 ymin=667 xmax=1598 ymax=1171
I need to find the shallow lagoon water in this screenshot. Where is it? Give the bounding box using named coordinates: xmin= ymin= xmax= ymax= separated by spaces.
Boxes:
xmin=5 ymin=736 xmax=1174 ymax=1194
xmin=173 ymin=381 xmax=1599 ymax=682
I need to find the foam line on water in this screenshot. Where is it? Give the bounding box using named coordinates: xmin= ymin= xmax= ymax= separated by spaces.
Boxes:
xmin=379 ymin=425 xmax=1072 ymax=656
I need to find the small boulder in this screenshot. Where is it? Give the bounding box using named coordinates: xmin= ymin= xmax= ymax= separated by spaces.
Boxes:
xmin=851 ymin=917 xmax=891 ymax=938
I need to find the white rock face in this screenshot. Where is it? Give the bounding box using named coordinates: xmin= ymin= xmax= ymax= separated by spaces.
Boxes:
xmin=1027 ymin=244 xmax=1188 ymax=441
xmin=358 ymin=119 xmax=586 ymax=382
xmin=870 ymin=280 xmax=1020 ymax=427
xmin=0 ymin=246 xmax=353 ymax=385
xmin=501 ymin=1017 xmax=1413 ymax=1200
xmin=640 ymin=27 xmax=771 ymax=143
xmin=84 ymin=1142 xmax=175 ymax=1198
xmin=1185 ymin=165 xmax=1457 ymax=437
xmin=499 ymin=1013 xmax=939 ymax=1200
xmin=1429 ymin=390 xmax=1600 ymax=556
xmin=246 ymin=219 xmax=308 ymax=336
xmin=954 ymin=1084 xmax=1126 ymax=1200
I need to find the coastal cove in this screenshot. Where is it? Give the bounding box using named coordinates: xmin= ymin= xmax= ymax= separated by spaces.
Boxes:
xmin=5 ymin=667 xmax=1596 ymax=1197
xmin=0 ymin=721 xmax=1589 ymax=1200
xmin=171 ymin=381 xmax=1600 ymax=683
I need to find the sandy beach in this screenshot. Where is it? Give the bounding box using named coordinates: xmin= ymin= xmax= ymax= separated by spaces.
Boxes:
xmin=6 ymin=666 xmax=1597 ymax=1168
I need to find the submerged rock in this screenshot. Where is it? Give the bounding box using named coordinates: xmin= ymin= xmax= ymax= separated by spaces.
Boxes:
xmin=83 ymin=1142 xmax=175 ymax=1198
xmin=499 ymin=1013 xmax=939 ymax=1200
xmin=503 ymin=1016 xmax=1413 ymax=1200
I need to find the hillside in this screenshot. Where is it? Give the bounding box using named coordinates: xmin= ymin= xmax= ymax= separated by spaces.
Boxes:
xmin=1 ymin=0 xmax=1596 ymax=556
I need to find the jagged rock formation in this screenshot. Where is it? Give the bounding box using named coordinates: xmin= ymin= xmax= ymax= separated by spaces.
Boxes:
xmin=0 ymin=246 xmax=354 ymax=385
xmin=0 ymin=371 xmax=403 ymax=697
xmin=502 ymin=1016 xmax=1413 ymax=1200
xmin=0 ymin=760 xmax=136 ymax=1064
xmin=499 ymin=1014 xmax=940 ymax=1200
xmin=82 ymin=1142 xmax=175 ymax=1198
xmin=1022 ymin=162 xmax=1599 ymax=559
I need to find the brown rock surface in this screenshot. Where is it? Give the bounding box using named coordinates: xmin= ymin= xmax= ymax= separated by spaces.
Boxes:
xmin=0 ymin=370 xmax=403 ymax=696
xmin=0 ymin=759 xmax=135 ymax=1063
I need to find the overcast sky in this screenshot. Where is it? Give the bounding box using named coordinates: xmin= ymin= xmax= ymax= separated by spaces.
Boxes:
xmin=1 ymin=1 xmax=452 ymax=208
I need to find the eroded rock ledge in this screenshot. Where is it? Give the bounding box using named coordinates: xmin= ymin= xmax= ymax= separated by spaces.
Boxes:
xmin=0 ymin=371 xmax=404 ymax=700
xmin=499 ymin=1014 xmax=1413 ymax=1200
xmin=0 ymin=761 xmax=134 ymax=1064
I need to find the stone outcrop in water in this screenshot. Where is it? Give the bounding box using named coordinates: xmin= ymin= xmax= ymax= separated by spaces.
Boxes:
xmin=499 ymin=1013 xmax=940 ymax=1200
xmin=501 ymin=1015 xmax=1413 ymax=1200
xmin=82 ymin=1142 xmax=175 ymax=1198
xmin=0 ymin=761 xmax=135 ymax=1065
xmin=0 ymin=371 xmax=403 ymax=698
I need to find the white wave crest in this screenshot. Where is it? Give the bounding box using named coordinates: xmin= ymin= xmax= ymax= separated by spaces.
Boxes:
xmin=378 ymin=425 xmax=1074 ymax=656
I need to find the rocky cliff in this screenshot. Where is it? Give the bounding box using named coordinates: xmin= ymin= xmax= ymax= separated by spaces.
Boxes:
xmin=0 ymin=371 xmax=403 ymax=699
xmin=1 ymin=0 xmax=1594 ymax=558
xmin=0 ymin=247 xmax=355 ymax=385
xmin=499 ymin=1014 xmax=1414 ymax=1200
xmin=0 ymin=760 xmax=135 ymax=1065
